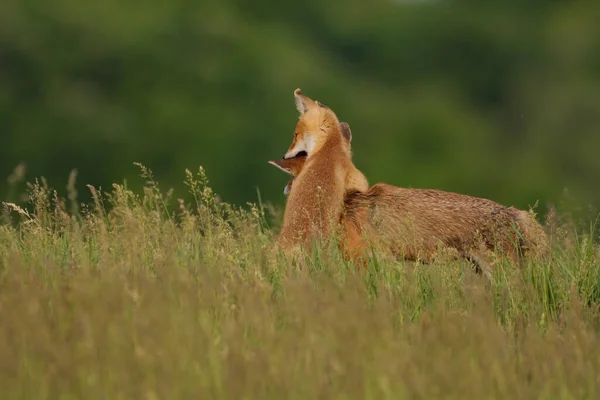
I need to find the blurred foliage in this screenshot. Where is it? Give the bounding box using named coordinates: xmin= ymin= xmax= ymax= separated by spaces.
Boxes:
xmin=1 ymin=0 xmax=599 ymax=219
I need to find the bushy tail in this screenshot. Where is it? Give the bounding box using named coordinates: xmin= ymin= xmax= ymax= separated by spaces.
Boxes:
xmin=514 ymin=209 xmax=550 ymax=261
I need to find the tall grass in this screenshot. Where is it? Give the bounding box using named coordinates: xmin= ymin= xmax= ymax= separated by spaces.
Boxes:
xmin=1 ymin=164 xmax=599 ymax=399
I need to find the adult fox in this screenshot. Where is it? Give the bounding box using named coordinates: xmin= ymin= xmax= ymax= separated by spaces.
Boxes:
xmin=271 ymin=124 xmax=549 ymax=274
xmin=343 ymin=183 xmax=550 ymax=274
xmin=275 ymin=89 xmax=369 ymax=257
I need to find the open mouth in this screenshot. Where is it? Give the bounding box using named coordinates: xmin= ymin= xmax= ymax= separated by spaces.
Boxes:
xmin=283 ymin=150 xmax=308 ymax=160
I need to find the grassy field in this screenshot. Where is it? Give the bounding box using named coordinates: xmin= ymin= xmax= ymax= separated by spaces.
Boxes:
xmin=1 ymin=165 xmax=599 ymax=399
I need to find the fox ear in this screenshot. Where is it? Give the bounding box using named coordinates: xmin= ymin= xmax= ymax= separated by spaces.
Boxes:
xmin=340 ymin=122 xmax=352 ymax=143
xmin=294 ymin=88 xmax=317 ymax=115
xmin=268 ymin=160 xmax=292 ymax=175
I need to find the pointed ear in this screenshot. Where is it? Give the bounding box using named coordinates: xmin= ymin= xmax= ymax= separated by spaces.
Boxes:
xmin=340 ymin=122 xmax=352 ymax=143
xmin=294 ymin=88 xmax=317 ymax=115
xmin=268 ymin=160 xmax=292 ymax=175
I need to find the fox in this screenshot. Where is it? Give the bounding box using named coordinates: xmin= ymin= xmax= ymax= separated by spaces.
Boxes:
xmin=270 ymin=138 xmax=549 ymax=275
xmin=275 ymin=89 xmax=369 ymax=256
xmin=343 ymin=184 xmax=549 ymax=274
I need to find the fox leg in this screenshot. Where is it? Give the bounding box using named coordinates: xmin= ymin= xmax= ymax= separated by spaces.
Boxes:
xmin=344 ymin=224 xmax=369 ymax=268
xmin=339 ymin=211 xmax=372 ymax=269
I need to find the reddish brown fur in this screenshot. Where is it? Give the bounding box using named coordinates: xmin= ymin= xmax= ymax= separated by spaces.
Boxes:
xmin=268 ymin=155 xmax=307 ymax=195
xmin=271 ymin=148 xmax=548 ymax=271
xmin=343 ymin=183 xmax=549 ymax=268
xmin=272 ymin=89 xmax=549 ymax=270
xmin=277 ymin=137 xmax=346 ymax=249
xmin=276 ymin=90 xmax=367 ymax=254
xmin=270 ymin=152 xmax=372 ymax=266
xmin=269 ymin=121 xmax=366 ymax=196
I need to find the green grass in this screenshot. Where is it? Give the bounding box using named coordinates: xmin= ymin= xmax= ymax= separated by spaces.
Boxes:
xmin=1 ymin=165 xmax=599 ymax=399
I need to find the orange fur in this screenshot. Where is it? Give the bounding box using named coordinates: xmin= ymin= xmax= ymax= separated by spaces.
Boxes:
xmin=270 ymin=136 xmax=549 ymax=273
xmin=343 ymin=184 xmax=549 ymax=271
xmin=275 ymin=90 xmax=368 ymax=257
xmin=269 ymin=121 xmax=367 ymax=197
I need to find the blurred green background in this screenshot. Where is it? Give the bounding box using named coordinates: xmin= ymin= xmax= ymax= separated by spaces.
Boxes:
xmin=2 ymin=0 xmax=599 ymax=218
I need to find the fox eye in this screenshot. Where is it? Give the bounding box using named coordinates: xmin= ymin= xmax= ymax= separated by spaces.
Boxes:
xmin=293 ymin=132 xmax=298 ymax=138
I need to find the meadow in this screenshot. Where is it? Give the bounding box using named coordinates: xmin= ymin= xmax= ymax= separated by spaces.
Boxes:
xmin=1 ymin=164 xmax=599 ymax=399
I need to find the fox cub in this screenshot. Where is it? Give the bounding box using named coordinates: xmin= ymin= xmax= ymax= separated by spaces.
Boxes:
xmin=275 ymin=89 xmax=368 ymax=255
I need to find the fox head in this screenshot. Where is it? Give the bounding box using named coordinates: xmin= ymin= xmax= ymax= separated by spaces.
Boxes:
xmin=269 ymin=122 xmax=353 ymax=196
xmin=283 ymin=89 xmax=347 ymax=159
